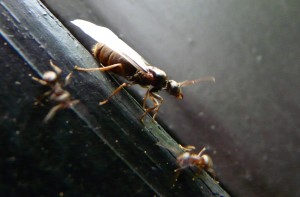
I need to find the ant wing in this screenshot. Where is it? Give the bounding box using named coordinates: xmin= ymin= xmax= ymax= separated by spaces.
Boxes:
xmin=71 ymin=19 xmax=149 ymax=73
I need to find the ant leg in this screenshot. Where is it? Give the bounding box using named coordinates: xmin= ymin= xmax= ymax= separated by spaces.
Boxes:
xmin=206 ymin=167 xmax=217 ymax=181
xmin=74 ymin=63 xmax=122 ymax=72
xmin=32 ymin=76 xmax=53 ymax=104
xmin=140 ymin=106 xmax=157 ymax=122
xmin=174 ymin=165 xmax=191 ymax=179
xmin=42 ymin=90 xmax=53 ymax=97
xmin=149 ymin=92 xmax=163 ymax=120
xmin=192 ymin=170 xmax=202 ymax=181
xmin=62 ymin=98 xmax=80 ymax=108
xmin=174 ymin=167 xmax=182 ymax=173
xmin=140 ymin=92 xmax=163 ymax=121
xmin=43 ymin=103 xmax=65 ymax=123
xmin=140 ymin=96 xmax=159 ymax=121
xmin=197 ymin=147 xmax=206 ymax=157
xmin=179 ymin=144 xmax=196 ymax=152
xmin=34 ymin=89 xmax=53 ymax=105
xmin=32 ymin=77 xmax=48 ymax=86
xmin=173 ymin=168 xmax=182 ymax=182
xmin=49 ymin=60 xmax=62 ymax=75
xmin=99 ymin=82 xmax=133 ymax=105
xmin=152 ymin=108 xmax=160 ymax=120
xmin=64 ymin=72 xmax=73 ymax=86
xmin=68 ymin=99 xmax=80 ymax=107
xmin=142 ymin=88 xmax=150 ymax=109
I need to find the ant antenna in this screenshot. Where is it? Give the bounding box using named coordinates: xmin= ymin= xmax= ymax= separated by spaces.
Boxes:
xmin=179 ymin=76 xmax=215 ymax=87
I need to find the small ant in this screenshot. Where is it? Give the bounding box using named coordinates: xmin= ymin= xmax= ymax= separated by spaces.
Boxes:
xmin=175 ymin=145 xmax=215 ymax=180
xmin=32 ymin=60 xmax=79 ymax=123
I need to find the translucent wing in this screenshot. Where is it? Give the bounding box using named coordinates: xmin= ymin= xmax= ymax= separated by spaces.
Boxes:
xmin=71 ymin=19 xmax=149 ymax=72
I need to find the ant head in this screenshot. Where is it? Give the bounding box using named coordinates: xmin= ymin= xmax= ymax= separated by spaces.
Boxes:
xmin=42 ymin=71 xmax=58 ymax=83
xmin=166 ymin=80 xmax=183 ymax=99
xmin=166 ymin=76 xmax=215 ymax=100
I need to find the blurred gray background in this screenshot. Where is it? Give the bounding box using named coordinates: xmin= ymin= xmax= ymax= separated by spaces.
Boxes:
xmin=43 ymin=0 xmax=300 ymax=196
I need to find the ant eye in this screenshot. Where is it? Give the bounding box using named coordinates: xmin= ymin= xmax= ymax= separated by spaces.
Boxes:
xmin=172 ymin=86 xmax=181 ymax=96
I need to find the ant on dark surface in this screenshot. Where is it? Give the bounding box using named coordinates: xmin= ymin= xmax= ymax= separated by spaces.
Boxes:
xmin=32 ymin=60 xmax=79 ymax=123
xmin=175 ymin=145 xmax=216 ymax=180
